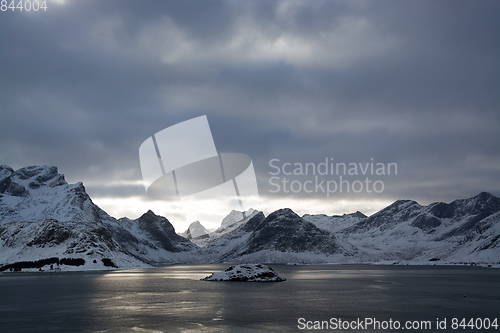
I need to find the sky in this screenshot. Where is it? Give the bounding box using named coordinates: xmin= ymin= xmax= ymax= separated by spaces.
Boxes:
xmin=1 ymin=0 xmax=499 ymax=231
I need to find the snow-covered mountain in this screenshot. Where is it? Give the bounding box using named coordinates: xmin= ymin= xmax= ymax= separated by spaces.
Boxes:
xmin=190 ymin=208 xmax=259 ymax=248
xmin=303 ymin=211 xmax=367 ymax=234
xmin=0 ymin=165 xmax=109 ymax=224
xmin=204 ymin=192 xmax=499 ymax=265
xmin=179 ymin=221 xmax=209 ymax=240
xmin=221 ymin=208 xmax=256 ymax=228
xmin=0 ymin=165 xmax=201 ymax=271
xmin=1 ymin=165 xmax=499 ymax=270
xmin=113 ymin=210 xmax=201 ymax=264
xmin=199 ymin=208 xmax=360 ymax=264
xmin=333 ymin=192 xmax=500 ymax=263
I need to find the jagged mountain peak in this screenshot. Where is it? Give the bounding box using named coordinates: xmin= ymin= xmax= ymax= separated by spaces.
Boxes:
xmin=386 ymin=199 xmax=421 ymax=211
xmin=462 ymin=191 xmax=500 ymax=211
xmin=0 ymin=165 xmax=109 ymax=225
xmin=213 ymin=209 xmax=262 ymax=234
xmin=263 ymin=208 xmax=299 ymax=221
xmin=140 ymin=209 xmax=161 ymax=219
xmin=183 ymin=221 xmax=209 ymax=240
xmin=0 ymin=165 xmax=67 ymax=197
xmin=248 ymin=208 xmax=301 ymax=233
xmin=347 ymin=211 xmax=367 ymax=218
xmin=137 ymin=210 xmax=176 ymax=232
xmin=132 ymin=216 xmax=195 ymax=253
xmin=302 ymin=209 xmax=368 ymax=235
xmin=474 ymin=191 xmax=497 ymax=201
xmin=237 ymin=207 xmax=340 ymax=257
xmin=374 ymin=199 xmax=421 ymax=218
xmin=339 ymin=192 xmax=500 ymax=262
xmin=428 ymin=192 xmax=500 ymax=220
xmin=240 ymin=211 xmax=266 ymax=232
xmin=15 ymin=165 xmax=62 ymax=182
xmin=347 ymin=199 xmax=422 ymax=232
xmin=221 ymin=208 xmax=255 ymax=228
xmin=190 ymin=220 xmax=204 ymax=228
xmin=137 ymin=210 xmax=177 ymax=225
xmin=187 ymin=209 xmax=264 ymax=247
xmin=0 ymin=164 xmax=202 ymax=270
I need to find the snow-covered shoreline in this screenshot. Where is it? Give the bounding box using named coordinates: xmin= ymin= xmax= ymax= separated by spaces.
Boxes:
xmin=2 ymin=260 xmax=498 ymax=274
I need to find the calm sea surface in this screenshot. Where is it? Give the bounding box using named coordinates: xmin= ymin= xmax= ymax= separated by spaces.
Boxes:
xmin=1 ymin=265 xmax=499 ymax=332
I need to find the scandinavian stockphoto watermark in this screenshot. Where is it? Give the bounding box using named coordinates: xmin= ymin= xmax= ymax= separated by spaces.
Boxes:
xmin=269 ymin=158 xmax=397 ymax=196
xmin=139 ymin=116 xmax=259 ymax=223
xmin=297 ymin=317 xmax=499 ymax=330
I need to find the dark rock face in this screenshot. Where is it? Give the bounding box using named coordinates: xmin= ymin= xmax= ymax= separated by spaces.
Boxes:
xmin=412 ymin=215 xmax=442 ymax=231
xmin=137 ymin=210 xmax=195 ymax=252
xmin=26 ymin=221 xmax=74 ymax=246
xmin=240 ymin=208 xmax=339 ymax=256
xmin=0 ymin=178 xmax=12 ymax=194
xmin=429 ymin=202 xmax=456 ymax=219
xmin=351 ymin=211 xmax=367 ymax=219
xmin=432 ymin=192 xmax=500 ymax=239
xmin=34 ymin=166 xmax=59 ymax=183
xmin=5 ymin=181 xmax=29 ymax=197
xmin=0 ymin=165 xmax=67 ymax=197
xmin=430 ymin=192 xmax=500 ymax=220
xmin=14 ymin=166 xmax=66 ymax=187
xmin=28 ymin=182 xmax=41 ymax=189
xmin=477 ymin=235 xmax=500 ymax=251
xmin=240 ymin=211 xmax=266 ymax=232
xmin=15 ymin=166 xmax=46 ymax=180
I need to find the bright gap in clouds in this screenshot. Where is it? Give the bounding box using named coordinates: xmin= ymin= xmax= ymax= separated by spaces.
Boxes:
xmin=92 ymin=195 xmax=391 ymax=234
xmin=93 ymin=195 xmax=259 ymax=232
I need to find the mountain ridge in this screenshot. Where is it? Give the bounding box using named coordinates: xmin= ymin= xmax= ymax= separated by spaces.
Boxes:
xmin=1 ymin=165 xmax=499 ymax=270
xmin=0 ymin=165 xmax=202 ymax=271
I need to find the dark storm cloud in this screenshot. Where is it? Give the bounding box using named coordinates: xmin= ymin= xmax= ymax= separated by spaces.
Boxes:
xmin=1 ymin=0 xmax=499 ymax=215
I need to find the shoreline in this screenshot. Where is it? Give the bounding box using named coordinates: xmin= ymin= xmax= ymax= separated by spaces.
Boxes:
xmin=1 ymin=260 xmax=499 ymax=274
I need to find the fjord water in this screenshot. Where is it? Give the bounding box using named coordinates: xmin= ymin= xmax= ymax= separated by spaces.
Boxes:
xmin=1 ymin=265 xmax=498 ymax=332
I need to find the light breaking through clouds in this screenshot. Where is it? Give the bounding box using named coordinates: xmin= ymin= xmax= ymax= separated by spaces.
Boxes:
xmin=1 ymin=0 xmax=499 ymax=231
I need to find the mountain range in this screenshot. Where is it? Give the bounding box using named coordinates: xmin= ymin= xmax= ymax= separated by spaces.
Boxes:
xmin=1 ymin=165 xmax=498 ymax=271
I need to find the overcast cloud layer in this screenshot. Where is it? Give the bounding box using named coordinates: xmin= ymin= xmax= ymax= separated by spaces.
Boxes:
xmin=1 ymin=0 xmax=499 ymax=230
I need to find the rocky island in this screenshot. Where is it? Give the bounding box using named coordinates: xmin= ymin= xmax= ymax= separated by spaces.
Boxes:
xmin=201 ymin=264 xmax=286 ymax=282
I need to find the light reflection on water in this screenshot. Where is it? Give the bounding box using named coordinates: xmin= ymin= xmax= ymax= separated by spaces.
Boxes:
xmin=0 ymin=265 xmax=499 ymax=332
xmin=99 ymin=265 xmax=227 ymax=281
